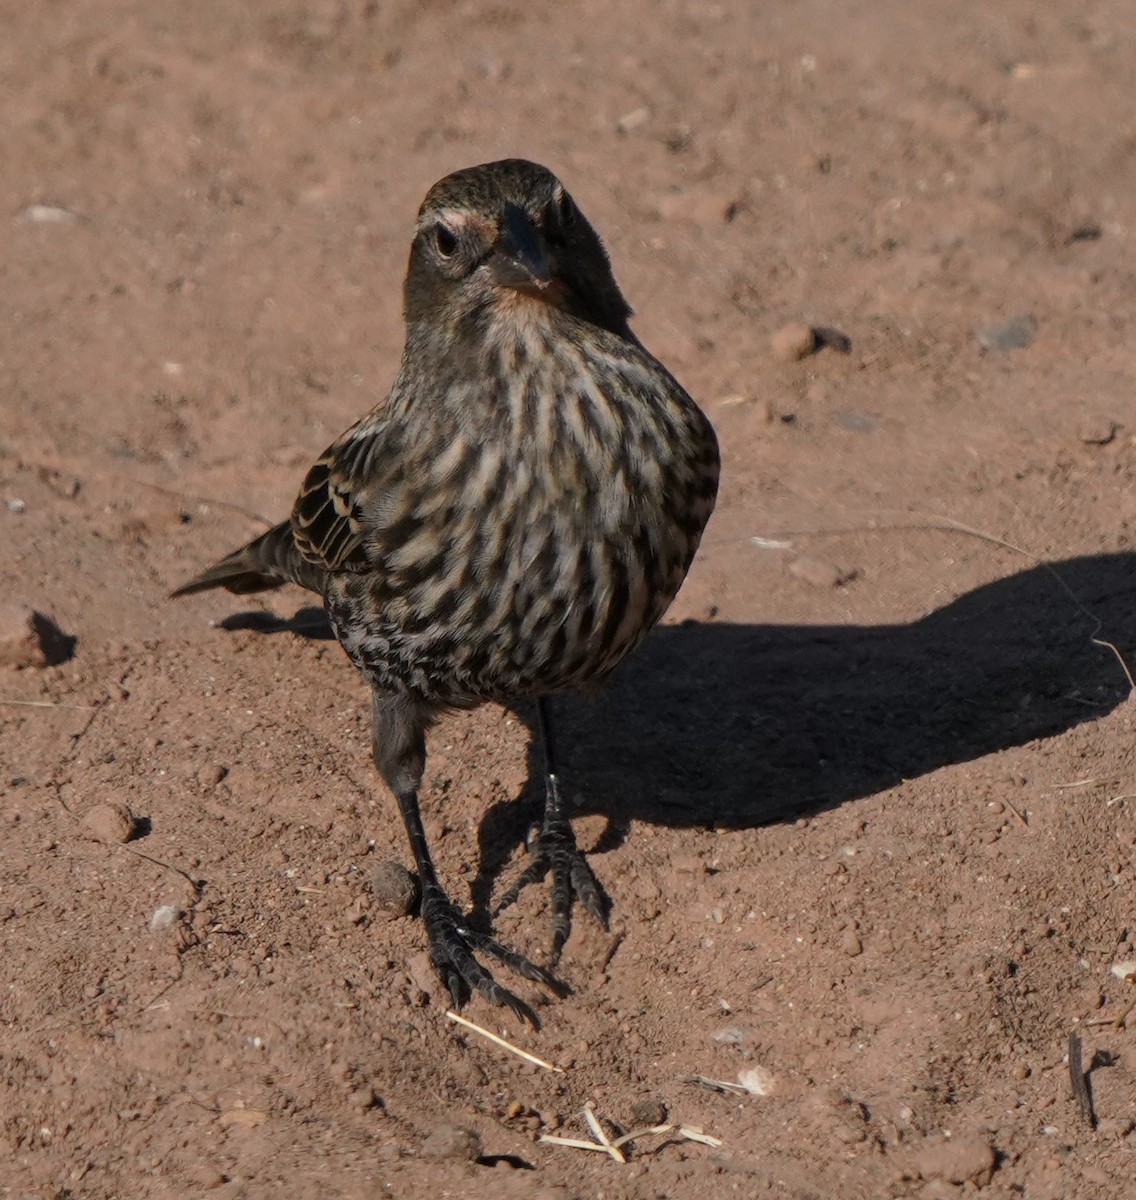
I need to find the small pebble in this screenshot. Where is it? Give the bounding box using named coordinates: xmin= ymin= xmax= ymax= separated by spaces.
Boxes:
xmin=0 ymin=605 xmax=74 ymax=668
xmin=149 ymin=905 xmax=180 ymax=932
xmin=616 ymin=107 xmax=650 ymax=134
xmin=420 ymin=1123 xmax=482 ymax=1162
xmin=976 ymin=313 xmax=1036 ymax=351
xmin=832 ymin=410 xmax=877 ymax=433
xmin=671 ymin=854 xmax=708 ymax=875
xmin=840 ymin=928 xmax=863 ymax=957
xmin=771 ymin=322 xmax=817 ymax=361
xmin=82 ymin=802 xmax=137 ymax=845
xmin=21 ymin=204 xmax=80 ymax=224
xmin=348 ymin=1084 xmax=380 ymax=1110
xmin=788 ymin=555 xmax=856 ymax=589
xmin=198 ymin=763 xmax=228 ymax=790
xmin=1065 ymin=222 xmax=1102 ymax=243
xmin=370 ymin=860 xmax=418 ymax=917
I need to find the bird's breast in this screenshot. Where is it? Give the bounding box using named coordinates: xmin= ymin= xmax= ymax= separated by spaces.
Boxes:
xmin=334 ymin=326 xmax=717 ymax=704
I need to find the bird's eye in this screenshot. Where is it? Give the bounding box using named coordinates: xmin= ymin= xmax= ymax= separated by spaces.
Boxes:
xmin=434 ymin=224 xmax=458 ymax=258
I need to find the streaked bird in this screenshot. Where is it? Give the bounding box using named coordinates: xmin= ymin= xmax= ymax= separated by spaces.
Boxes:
xmin=173 ymin=158 xmax=719 ymax=1024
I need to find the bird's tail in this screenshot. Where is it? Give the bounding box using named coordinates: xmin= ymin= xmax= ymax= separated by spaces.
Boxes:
xmin=170 ymin=520 xmax=326 ymax=598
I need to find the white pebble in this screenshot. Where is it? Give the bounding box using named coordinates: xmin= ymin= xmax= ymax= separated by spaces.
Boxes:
xmin=21 ymin=204 xmax=80 ymax=225
xmin=149 ymin=905 xmax=179 ymax=932
xmin=737 ymin=1066 xmax=777 ymax=1096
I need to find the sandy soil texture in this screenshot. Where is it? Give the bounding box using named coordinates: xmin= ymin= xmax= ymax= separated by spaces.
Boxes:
xmin=4 ymin=2 xmax=1136 ymax=1197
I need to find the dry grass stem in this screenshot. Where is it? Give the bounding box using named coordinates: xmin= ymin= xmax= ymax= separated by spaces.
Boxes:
xmin=675 ymin=1072 xmax=748 ymax=1095
xmin=444 ymin=1010 xmax=564 ymax=1072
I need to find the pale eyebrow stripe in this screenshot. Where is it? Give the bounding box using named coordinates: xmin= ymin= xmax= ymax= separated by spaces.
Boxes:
xmin=416 ymin=208 xmax=496 ymax=238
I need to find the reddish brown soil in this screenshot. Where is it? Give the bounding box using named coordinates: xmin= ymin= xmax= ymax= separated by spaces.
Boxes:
xmin=4 ymin=2 xmax=1136 ymax=1197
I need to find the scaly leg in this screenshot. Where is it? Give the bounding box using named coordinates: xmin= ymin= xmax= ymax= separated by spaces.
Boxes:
xmin=497 ymin=697 xmax=608 ymax=965
xmin=372 ymin=689 xmax=563 ymax=1026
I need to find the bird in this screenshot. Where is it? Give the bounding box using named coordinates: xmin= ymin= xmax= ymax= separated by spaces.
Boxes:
xmin=172 ymin=158 xmax=719 ymax=1025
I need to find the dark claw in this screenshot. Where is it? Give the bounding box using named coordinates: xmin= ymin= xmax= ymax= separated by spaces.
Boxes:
xmin=496 ymin=815 xmax=609 ymax=965
xmin=421 ymin=888 xmax=566 ymax=1027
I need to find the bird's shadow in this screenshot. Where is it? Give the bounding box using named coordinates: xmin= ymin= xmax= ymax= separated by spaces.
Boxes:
xmin=223 ymin=553 xmax=1135 ymax=909
xmin=475 ymin=551 xmax=1136 ymax=904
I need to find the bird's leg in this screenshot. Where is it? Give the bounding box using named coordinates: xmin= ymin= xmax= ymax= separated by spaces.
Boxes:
xmin=496 ymin=697 xmax=609 ymax=965
xmin=372 ymin=690 xmax=563 ymax=1027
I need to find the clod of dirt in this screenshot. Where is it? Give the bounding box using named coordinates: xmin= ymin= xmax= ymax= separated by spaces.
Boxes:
xmin=976 ymin=313 xmax=1036 ymax=351
xmin=370 ymin=859 xmax=418 ymax=917
xmin=81 ymin=802 xmax=137 ymax=844
xmin=182 ymin=1162 xmax=225 ymax=1190
xmin=407 ymin=950 xmax=442 ymax=1007
xmin=197 ymin=763 xmax=228 ymax=790
xmin=348 ymin=1083 xmax=381 ymax=1110
xmin=771 ymin=322 xmax=818 ymax=361
xmin=631 ymin=1097 xmax=668 ymax=1125
xmin=911 ymin=1134 xmax=997 ymax=1187
xmin=420 ymin=1123 xmax=482 ymax=1161
xmin=840 ymin=927 xmax=864 ymax=956
xmin=788 ymin=555 xmax=857 ymax=589
xmin=0 ymin=605 xmax=76 ymax=668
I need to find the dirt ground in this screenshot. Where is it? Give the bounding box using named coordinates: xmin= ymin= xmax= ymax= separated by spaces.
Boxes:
xmin=4 ymin=1 xmax=1136 ymax=1196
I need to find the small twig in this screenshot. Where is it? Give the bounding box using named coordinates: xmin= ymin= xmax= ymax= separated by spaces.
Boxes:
xmin=128 ymin=476 xmax=275 ymax=528
xmin=675 ymin=1072 xmax=748 ymax=1096
xmin=444 ymin=1010 xmax=564 ymax=1072
xmin=0 ymin=698 xmax=99 ymax=710
xmin=1068 ymin=1032 xmax=1096 ymax=1129
xmin=1111 ymin=997 xmax=1136 ymax=1031
xmin=118 ymin=845 xmax=203 ymax=897
xmin=1003 ymin=797 xmax=1029 ymax=827
xmin=599 ymin=930 xmax=625 ymax=973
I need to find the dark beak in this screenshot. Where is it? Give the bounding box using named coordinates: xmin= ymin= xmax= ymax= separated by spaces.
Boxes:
xmin=489 ymin=202 xmax=552 ymax=291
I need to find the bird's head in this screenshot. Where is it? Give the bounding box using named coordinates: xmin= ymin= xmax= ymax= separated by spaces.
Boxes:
xmin=404 ymin=159 xmax=633 ymax=340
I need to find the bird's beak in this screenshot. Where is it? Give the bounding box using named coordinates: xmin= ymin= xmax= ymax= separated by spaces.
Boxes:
xmin=489 ymin=203 xmax=553 ymax=292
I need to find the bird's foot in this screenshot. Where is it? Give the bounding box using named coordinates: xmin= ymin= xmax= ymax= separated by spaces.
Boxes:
xmin=421 ymin=886 xmax=566 ymax=1027
xmin=495 ymin=813 xmax=609 ymax=966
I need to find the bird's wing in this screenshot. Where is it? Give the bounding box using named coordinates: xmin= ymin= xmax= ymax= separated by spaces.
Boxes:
xmin=291 ymin=415 xmax=407 ymax=573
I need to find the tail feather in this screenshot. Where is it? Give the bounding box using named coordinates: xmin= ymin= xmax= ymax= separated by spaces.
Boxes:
xmin=171 ymin=521 xmax=326 ymax=599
